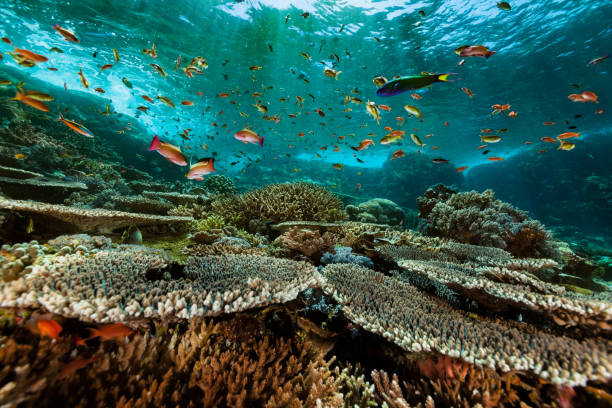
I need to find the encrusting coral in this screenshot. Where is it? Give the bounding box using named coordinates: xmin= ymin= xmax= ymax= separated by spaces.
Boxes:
xmin=346 ymin=198 xmax=405 ymax=225
xmin=322 ymin=263 xmax=611 ymax=386
xmin=417 ymin=185 xmax=560 ymax=259
xmin=0 ymin=247 xmax=323 ymax=322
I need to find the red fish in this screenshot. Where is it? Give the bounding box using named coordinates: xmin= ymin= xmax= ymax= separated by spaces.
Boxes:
xmin=391 ymin=149 xmax=405 ymax=160
xmin=487 ymin=157 xmax=504 ymax=161
xmin=456 ymin=166 xmax=468 ymax=172
xmin=38 ymin=320 xmax=62 ymax=340
xmin=53 ymin=24 xmax=79 ymax=43
xmin=148 ymin=135 xmax=188 ymax=166
xmin=88 ymin=323 xmax=134 ymax=341
xmin=57 ymin=357 xmax=95 ymax=380
xmin=234 ymin=128 xmax=264 ymax=146
xmin=456 ymin=45 xmax=495 ymax=59
xmin=186 ymin=158 xmax=215 ymax=180
xmin=352 ymin=139 xmax=374 ymax=151
xmin=13 ymin=47 xmax=48 ymax=62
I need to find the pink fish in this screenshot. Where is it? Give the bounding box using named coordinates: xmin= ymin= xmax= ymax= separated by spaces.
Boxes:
xmin=148 ymin=135 xmax=188 ymax=166
xmin=186 ymin=158 xmax=215 ymax=180
xmin=233 ymin=128 xmax=264 ymax=146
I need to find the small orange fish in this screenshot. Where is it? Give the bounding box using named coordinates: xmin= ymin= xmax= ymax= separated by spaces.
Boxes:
xmin=142 ymin=95 xmax=154 ymax=103
xmin=444 ymin=121 xmax=449 ymax=126
xmin=14 ymin=153 xmax=26 ymax=160
xmin=456 ymin=166 xmax=468 ymax=172
xmin=249 ymin=65 xmax=262 ymax=71
xmin=396 ymin=116 xmax=404 ymax=121
xmin=88 ymin=323 xmax=134 ymax=341
xmin=218 ymin=92 xmax=229 ymax=98
xmin=58 ymin=112 xmax=94 ymax=137
xmin=477 ymin=144 xmax=487 ymax=150
xmin=1 ymin=37 xmax=11 ymax=44
xmin=53 ymin=24 xmax=79 ymax=43
xmin=431 ymin=146 xmax=439 ymax=150
xmin=595 ymin=109 xmax=604 ymax=114
xmin=481 ymin=128 xmax=493 ymax=133
xmin=580 ymin=91 xmax=598 ymax=103
xmin=557 ymin=132 xmax=580 ymax=140
xmin=38 ymin=320 xmax=62 ymax=340
xmin=461 ymin=87 xmax=473 ymax=98
xmin=13 ymin=47 xmax=48 ymax=62
xmin=541 ymin=137 xmax=557 ymax=143
xmin=410 ymin=93 xmax=422 ymax=100
xmin=379 ymin=104 xmax=392 ymax=111
xmin=57 ymin=357 xmax=95 ymax=380
xmin=181 ymin=100 xmax=194 ymax=106
xmin=13 ymin=91 xmax=50 ymax=112
xmin=508 ymin=111 xmax=518 ymax=118
xmin=94 ymin=87 xmax=105 ymax=93
xmin=524 ymin=141 xmax=532 ymax=145
xmin=100 ymin=64 xmax=113 ymax=71
xmin=352 ymin=139 xmax=375 ymax=151
xmin=487 ymin=156 xmax=504 ymax=161
xmin=538 ymin=149 xmax=547 ymax=154
xmin=391 ymin=149 xmax=405 ymax=160
xmin=384 ymin=126 xmax=393 ymax=131
xmin=492 ymin=104 xmax=510 ymax=111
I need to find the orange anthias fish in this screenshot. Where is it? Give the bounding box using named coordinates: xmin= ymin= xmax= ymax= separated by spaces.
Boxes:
xmin=541 ymin=137 xmax=557 ymax=143
xmin=352 ymin=139 xmax=374 ymax=151
xmin=88 ymin=323 xmax=134 ymax=341
xmin=461 ymin=87 xmax=473 ymax=98
xmin=487 ymin=156 xmax=504 ymax=161
xmin=38 ymin=320 xmax=62 ymax=340
xmin=181 ymin=100 xmax=194 ymax=106
xmin=557 ymin=132 xmax=580 ymax=140
xmin=142 ymin=95 xmax=154 ymax=103
xmin=234 ymin=128 xmax=264 ymax=146
xmin=57 ymin=356 xmax=95 ymax=380
xmin=13 ymin=91 xmax=50 ymax=112
xmin=391 ymin=149 xmax=405 ymax=160
xmin=410 ymin=93 xmax=422 ymax=100
xmin=58 ymin=112 xmax=94 ymax=137
xmin=186 ymin=158 xmax=215 ymax=180
xmin=13 ymin=47 xmax=48 ymax=62
xmin=53 ymin=24 xmax=79 ymax=43
xmin=568 ymin=91 xmax=598 ymax=103
xmin=148 ymin=134 xmax=188 ymax=166
xmin=456 ymin=166 xmax=468 ymax=172
xmin=378 ymin=104 xmax=392 ymax=111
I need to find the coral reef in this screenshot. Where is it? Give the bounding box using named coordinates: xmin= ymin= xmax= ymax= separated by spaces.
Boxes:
xmin=322 ymin=263 xmax=611 ymax=386
xmin=202 ymin=174 xmax=237 ymax=195
xmin=1 ymin=241 xmax=51 ymax=282
xmin=417 ymin=185 xmax=560 ymax=259
xmin=0 ymin=176 xmax=87 ymax=203
xmin=346 ymin=198 xmax=405 ymax=225
xmin=110 ymin=195 xmax=174 ymax=215
xmin=0 ymin=247 xmax=323 ymax=322
xmin=321 ymin=246 xmax=374 ymax=268
xmin=0 ymin=198 xmax=192 ymax=234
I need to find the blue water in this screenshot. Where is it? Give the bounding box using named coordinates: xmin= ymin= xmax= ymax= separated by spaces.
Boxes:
xmin=1 ymin=0 xmax=611 ymax=242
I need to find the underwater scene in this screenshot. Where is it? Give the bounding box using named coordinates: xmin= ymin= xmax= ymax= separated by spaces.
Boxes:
xmin=0 ymin=0 xmax=611 ymax=406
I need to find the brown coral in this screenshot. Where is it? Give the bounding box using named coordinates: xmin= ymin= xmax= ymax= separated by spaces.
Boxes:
xmin=277 ymin=227 xmax=336 ymax=259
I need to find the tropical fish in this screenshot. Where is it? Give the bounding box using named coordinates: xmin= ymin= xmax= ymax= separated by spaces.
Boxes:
xmin=404 ymin=105 xmax=423 ymax=119
xmin=234 ymin=128 xmax=264 ymax=146
xmin=142 ymin=95 xmax=154 ymax=103
xmin=14 ymin=153 xmax=25 ymax=160
xmin=558 ymin=141 xmax=575 ymax=151
xmin=88 ymin=323 xmax=134 ymax=341
xmin=410 ymin=133 xmax=425 ymax=147
xmin=186 ymin=158 xmax=215 ymax=180
xmin=557 ymin=132 xmax=580 ymax=140
xmin=77 ymin=67 xmax=88 ymax=88
xmin=487 ymin=156 xmax=504 ymax=161
xmin=101 ymin=64 xmax=113 ymax=70
xmin=38 ymin=320 xmax=62 ymax=339
xmin=497 ymin=2 xmax=511 ymax=11
xmin=380 ymin=134 xmax=403 ymax=145
xmin=1 ymin=37 xmax=11 ymax=44
xmin=481 ymin=135 xmax=501 ymax=143
xmin=376 ymin=73 xmax=456 ymax=96
xmin=143 ymin=43 xmax=157 ymax=58
xmin=541 ymin=137 xmax=557 ymax=143
xmin=300 ymin=52 xmax=311 ymax=60
xmin=454 ymin=45 xmax=495 ymax=59
xmin=22 ymin=90 xmax=54 ymax=101
xmin=410 ymin=93 xmax=422 ymax=100
xmin=57 ymin=357 xmax=95 ymax=380
xmin=366 ymin=101 xmax=381 ymax=124
xmin=373 ymin=76 xmax=387 ymax=87
xmin=568 ymin=91 xmax=597 ymax=103
xmin=587 ymin=54 xmax=609 ymax=66
xmin=13 ymin=91 xmax=50 ymax=111
xmin=148 ymin=135 xmax=188 ymax=166
xmin=391 ymin=149 xmax=404 ymax=160
xmin=13 ymin=47 xmax=48 ymax=63
xmin=431 ymin=158 xmax=449 ymax=164
xmin=53 ymin=24 xmax=79 ymax=42
xmin=181 ymin=100 xmax=194 ymax=106
xmin=112 ymin=48 xmax=119 ymax=63
xmin=508 ymin=111 xmax=518 ymax=117
xmin=379 ymin=104 xmax=392 ymax=111
xmin=323 ymin=67 xmax=342 ymax=79
xmin=332 ymin=163 xmax=343 ymax=170
xmin=461 ymin=87 xmax=474 ymax=98
xmin=150 ymin=63 xmax=167 ymax=77
xmin=156 ymin=95 xmax=175 ymax=107
xmin=58 ymin=112 xmax=94 ymax=137
xmin=456 ymin=166 xmax=468 ymax=172
xmin=352 ymin=139 xmax=374 ymax=151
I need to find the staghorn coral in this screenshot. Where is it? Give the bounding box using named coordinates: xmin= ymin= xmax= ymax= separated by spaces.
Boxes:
xmin=417 ymin=185 xmax=560 ymax=259
xmin=0 ymin=247 xmax=323 ymax=322
xmin=0 ymin=198 xmax=192 ymax=234
xmin=322 ymin=263 xmax=612 ymax=386
xmin=277 ymin=227 xmax=337 ymax=259
xmin=213 ymin=182 xmax=347 ymax=228
xmin=0 ymin=316 xmax=344 ymax=407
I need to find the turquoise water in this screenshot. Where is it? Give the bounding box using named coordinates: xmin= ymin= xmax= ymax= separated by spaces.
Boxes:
xmin=1 ymin=1 xmax=611 ymax=238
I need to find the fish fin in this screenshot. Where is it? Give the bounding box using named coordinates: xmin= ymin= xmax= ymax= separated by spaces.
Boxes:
xmin=437 ymin=73 xmax=458 ymax=82
xmin=12 ymin=90 xmax=23 ymax=101
xmin=259 ymin=136 xmax=264 ymax=147
xmin=53 ymin=24 xmax=59 ymax=29
xmin=57 ymin=110 xmax=64 ymax=121
xmin=87 ymin=328 xmax=100 ymax=339
xmin=485 ymin=51 xmax=496 ymax=59
xmin=148 ymin=134 xmax=161 ymax=151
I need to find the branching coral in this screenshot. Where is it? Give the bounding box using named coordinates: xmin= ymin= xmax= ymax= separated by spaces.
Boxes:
xmin=277 ymin=227 xmax=336 ymax=259
xmin=322 ymin=263 xmax=611 ymax=386
xmin=417 ymin=185 xmax=560 ymax=259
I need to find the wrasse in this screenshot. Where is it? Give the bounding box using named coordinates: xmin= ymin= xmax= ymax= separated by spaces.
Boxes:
xmin=461 ymin=87 xmax=473 ymax=98
xmin=100 ymin=63 xmax=113 ymax=71
xmin=186 ymin=158 xmax=215 ymax=180
xmin=148 ymin=135 xmax=188 ymax=165
xmin=13 ymin=91 xmax=49 ymax=111
xmin=323 ymin=67 xmax=342 ymax=79
xmin=143 ymin=42 xmax=157 ymax=58
xmin=377 ymin=73 xmax=456 ymax=96
xmin=58 ymin=112 xmax=94 ymax=137
xmin=53 ymin=24 xmax=79 ymax=43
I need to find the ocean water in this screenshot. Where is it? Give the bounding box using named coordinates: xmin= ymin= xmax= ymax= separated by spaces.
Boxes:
xmin=1 ymin=1 xmax=611 ymax=406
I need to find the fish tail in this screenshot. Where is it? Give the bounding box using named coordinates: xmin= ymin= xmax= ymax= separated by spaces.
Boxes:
xmin=437 ymin=73 xmax=458 ymax=82
xmin=57 ymin=110 xmax=64 ymax=121
xmin=87 ymin=328 xmax=100 ymax=339
xmin=148 ymin=134 xmax=161 ymax=151
xmin=485 ymin=51 xmax=496 ymax=59
xmin=209 ymin=158 xmax=216 ymax=173
xmin=13 ymin=90 xmax=23 ymax=101
xmin=259 ymin=136 xmax=264 ymax=147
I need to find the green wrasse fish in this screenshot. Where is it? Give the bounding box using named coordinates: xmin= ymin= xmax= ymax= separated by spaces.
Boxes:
xmin=376 ymin=73 xmax=457 ymax=96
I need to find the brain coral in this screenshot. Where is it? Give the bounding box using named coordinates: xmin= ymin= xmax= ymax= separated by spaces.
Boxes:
xmin=417 ymin=185 xmax=559 ymax=259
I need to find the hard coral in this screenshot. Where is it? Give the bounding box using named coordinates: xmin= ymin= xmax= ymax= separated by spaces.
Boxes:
xmin=277 ymin=227 xmax=336 ymax=260
xmin=417 ymin=185 xmax=560 ymax=259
